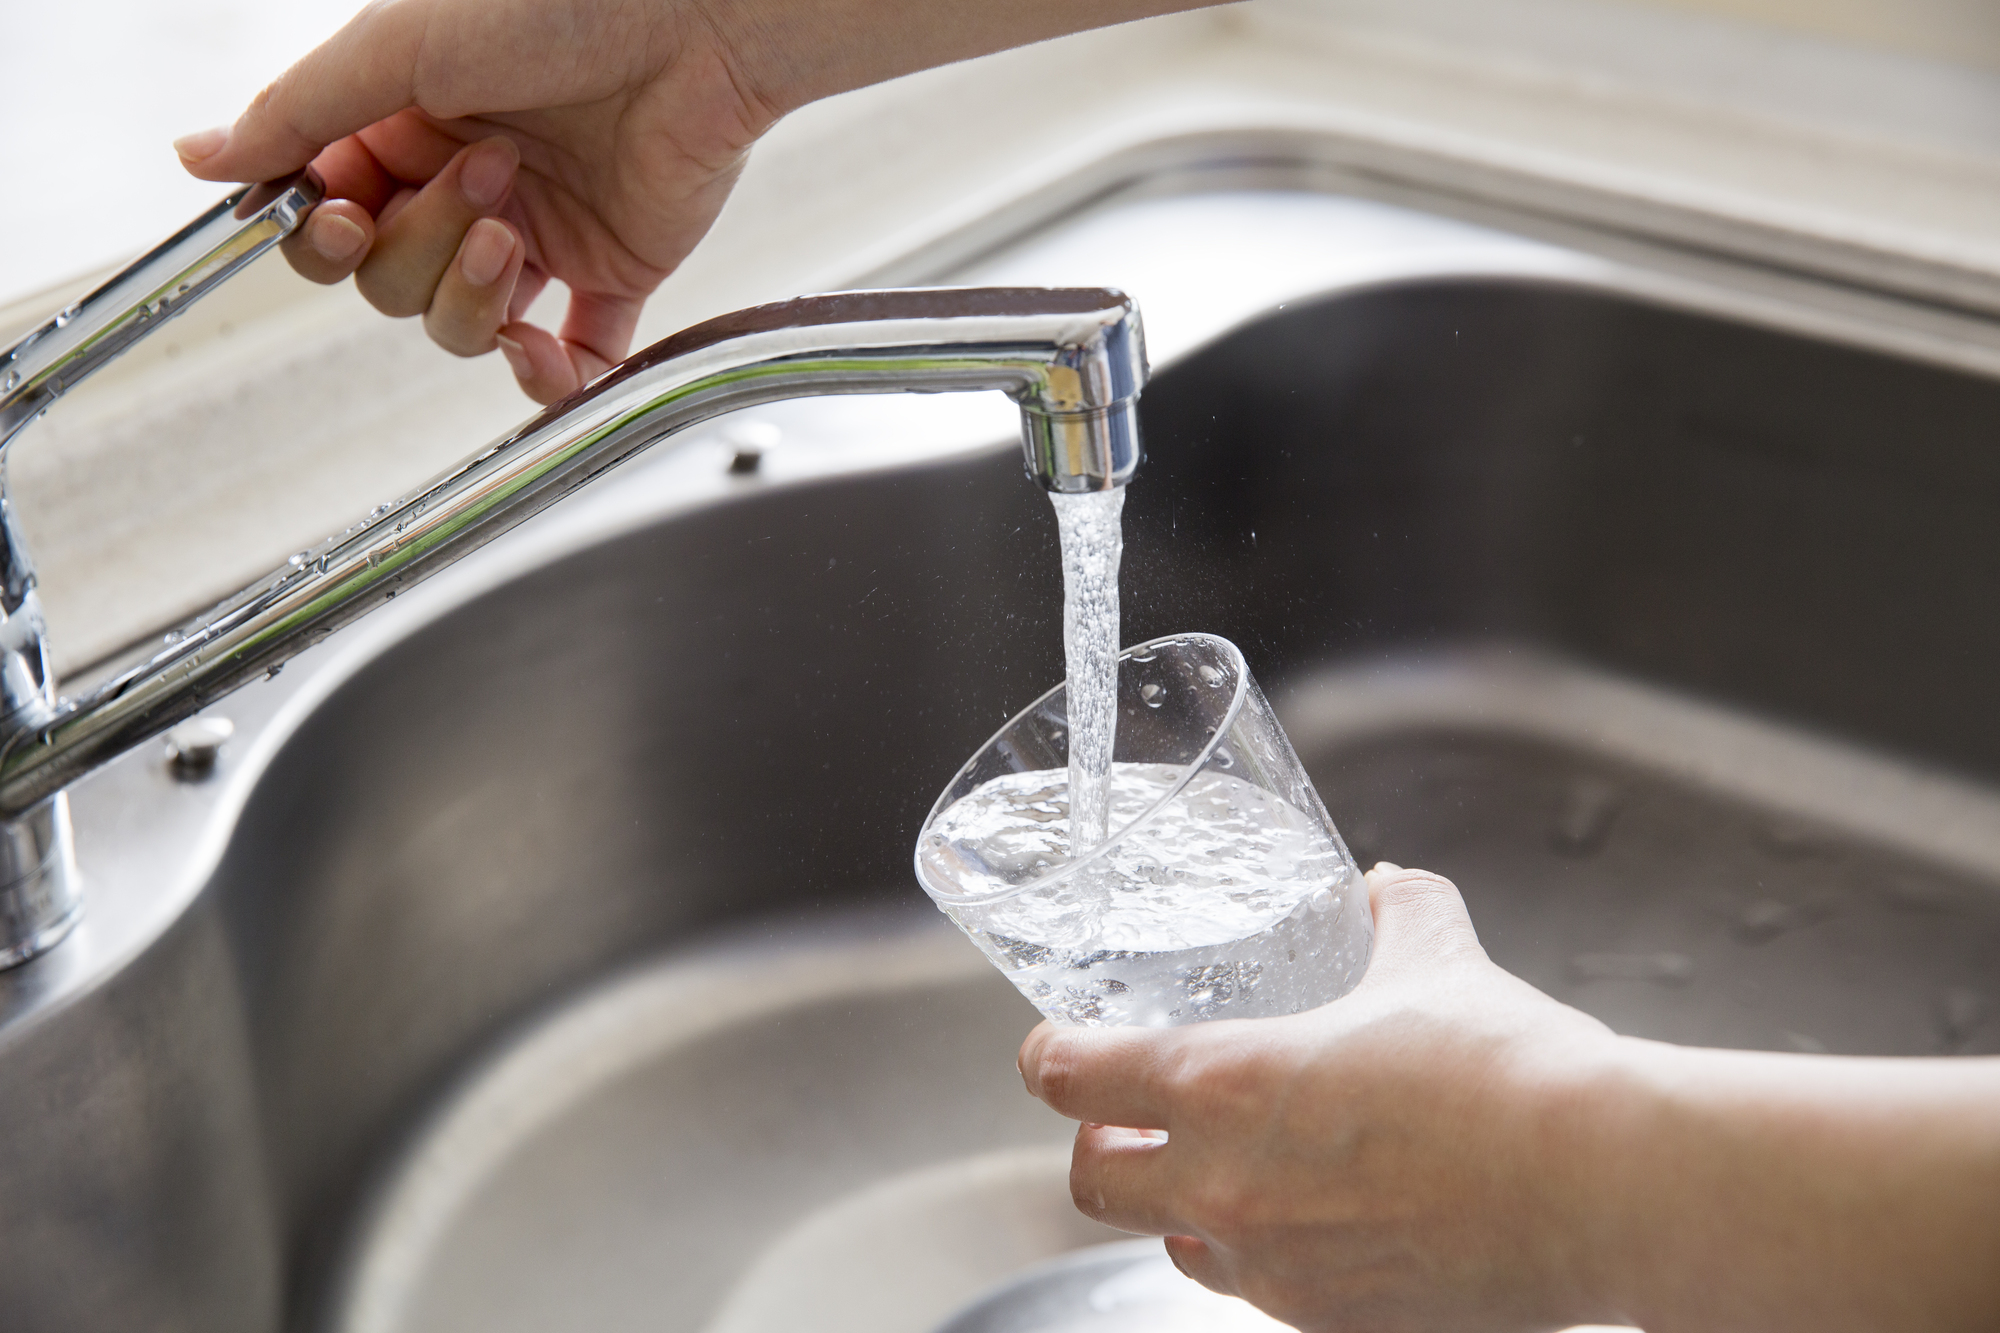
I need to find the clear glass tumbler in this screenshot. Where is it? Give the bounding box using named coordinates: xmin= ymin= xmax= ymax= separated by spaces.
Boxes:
xmin=915 ymin=632 xmax=1372 ymax=1026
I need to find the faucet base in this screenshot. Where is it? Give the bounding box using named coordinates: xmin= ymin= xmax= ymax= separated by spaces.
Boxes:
xmin=0 ymin=794 xmax=79 ymax=969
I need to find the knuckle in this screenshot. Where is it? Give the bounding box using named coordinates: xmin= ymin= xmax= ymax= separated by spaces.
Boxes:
xmin=1378 ymin=868 xmax=1460 ymax=908
xmin=421 ymin=315 xmax=491 ymax=359
xmin=1186 ymin=1177 xmax=1255 ymax=1240
xmin=247 ymin=74 xmax=316 ymax=159
xmin=356 ymin=269 xmax=429 ymax=319
xmin=1159 ymin=1039 xmax=1219 ymax=1105
xmin=1378 ymin=870 xmax=1480 ymax=946
xmin=243 ymin=78 xmax=280 ymax=122
xmin=1172 ymin=1045 xmax=1264 ymax=1125
xmin=1034 ymin=1039 xmax=1083 ymax=1112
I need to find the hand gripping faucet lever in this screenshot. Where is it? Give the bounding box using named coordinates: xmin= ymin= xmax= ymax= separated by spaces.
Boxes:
xmin=0 ymin=175 xmax=1148 ymax=969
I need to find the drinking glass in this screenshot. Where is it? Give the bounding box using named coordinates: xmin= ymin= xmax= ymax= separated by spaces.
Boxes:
xmin=915 ymin=632 xmax=1372 ymax=1026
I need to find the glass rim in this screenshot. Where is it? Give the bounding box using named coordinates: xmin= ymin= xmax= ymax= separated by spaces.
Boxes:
xmin=915 ymin=630 xmax=1252 ymax=907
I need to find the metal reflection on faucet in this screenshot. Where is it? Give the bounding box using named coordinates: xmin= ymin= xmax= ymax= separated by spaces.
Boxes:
xmin=0 ymin=181 xmax=1148 ymax=969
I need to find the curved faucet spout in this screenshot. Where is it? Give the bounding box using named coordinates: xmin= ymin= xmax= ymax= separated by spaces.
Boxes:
xmin=4 ymin=286 xmax=1150 ymax=818
xmin=585 ymin=285 xmax=1146 ymax=494
xmin=0 ymin=181 xmax=1149 ymax=966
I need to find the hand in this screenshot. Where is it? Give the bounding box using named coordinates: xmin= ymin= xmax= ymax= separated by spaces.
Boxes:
xmin=1019 ymin=865 xmax=2000 ymax=1333
xmin=172 ymin=0 xmax=1209 ymax=403
xmin=174 ymin=0 xmax=774 ymax=403
xmin=1018 ymin=864 xmax=1624 ymax=1332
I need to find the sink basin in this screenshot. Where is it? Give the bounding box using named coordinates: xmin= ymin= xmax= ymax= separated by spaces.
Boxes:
xmin=2 ymin=184 xmax=1997 ymax=1333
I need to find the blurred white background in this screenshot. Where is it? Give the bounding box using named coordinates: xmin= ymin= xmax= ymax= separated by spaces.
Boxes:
xmin=0 ymin=0 xmax=364 ymax=308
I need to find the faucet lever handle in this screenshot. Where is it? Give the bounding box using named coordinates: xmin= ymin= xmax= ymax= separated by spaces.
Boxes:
xmin=0 ymin=170 xmax=325 ymax=449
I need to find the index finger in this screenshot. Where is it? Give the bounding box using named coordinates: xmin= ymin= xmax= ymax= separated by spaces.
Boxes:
xmin=175 ymin=3 xmax=427 ymax=184
xmin=1019 ymin=1022 xmax=1183 ymax=1130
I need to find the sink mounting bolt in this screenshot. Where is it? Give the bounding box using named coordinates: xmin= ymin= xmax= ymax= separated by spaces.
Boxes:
xmin=722 ymin=419 xmax=780 ymax=475
xmin=164 ymin=716 xmax=235 ymax=779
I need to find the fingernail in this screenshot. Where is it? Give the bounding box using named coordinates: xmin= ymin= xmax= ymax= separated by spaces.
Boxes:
xmin=173 ymin=126 xmax=229 ymax=165
xmin=459 ymin=218 xmax=513 ymax=287
xmin=460 ymin=139 xmax=517 ymax=210
xmin=496 ymin=334 xmax=533 ymax=380
xmin=310 ymin=213 xmax=367 ymax=263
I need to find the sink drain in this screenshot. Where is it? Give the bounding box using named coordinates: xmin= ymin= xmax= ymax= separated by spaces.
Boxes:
xmin=930 ymin=1238 xmax=1293 ymax=1333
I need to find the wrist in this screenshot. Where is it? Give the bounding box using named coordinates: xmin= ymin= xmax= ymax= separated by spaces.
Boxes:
xmin=703 ymin=0 xmax=1216 ymax=119
xmin=1525 ymin=1032 xmax=1665 ymax=1329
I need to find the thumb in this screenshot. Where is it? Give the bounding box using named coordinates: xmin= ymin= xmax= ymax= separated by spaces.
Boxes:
xmin=1358 ymin=862 xmax=1486 ymax=982
xmin=174 ymin=4 xmax=425 ymax=183
xmin=1018 ymin=1021 xmax=1182 ymax=1129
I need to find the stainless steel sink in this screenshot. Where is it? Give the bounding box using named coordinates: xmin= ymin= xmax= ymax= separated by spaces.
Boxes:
xmin=3 ymin=182 xmax=1998 ymax=1333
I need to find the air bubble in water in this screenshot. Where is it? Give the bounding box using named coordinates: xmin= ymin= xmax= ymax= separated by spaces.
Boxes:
xmin=1139 ymin=682 xmax=1164 ymax=707
xmin=163 ymin=629 xmax=184 ymax=645
xmin=922 ymin=765 xmax=1365 ymax=1025
xmin=3 ymin=370 xmax=19 ymax=392
xmin=1198 ymin=664 xmax=1224 ymax=686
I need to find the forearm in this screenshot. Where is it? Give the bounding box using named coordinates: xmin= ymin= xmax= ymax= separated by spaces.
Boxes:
xmin=713 ymin=0 xmax=1228 ymax=116
xmin=1579 ymin=1041 xmax=2000 ymax=1332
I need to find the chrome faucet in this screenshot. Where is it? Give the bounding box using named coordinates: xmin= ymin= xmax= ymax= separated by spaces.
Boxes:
xmin=0 ymin=172 xmax=1147 ymax=969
